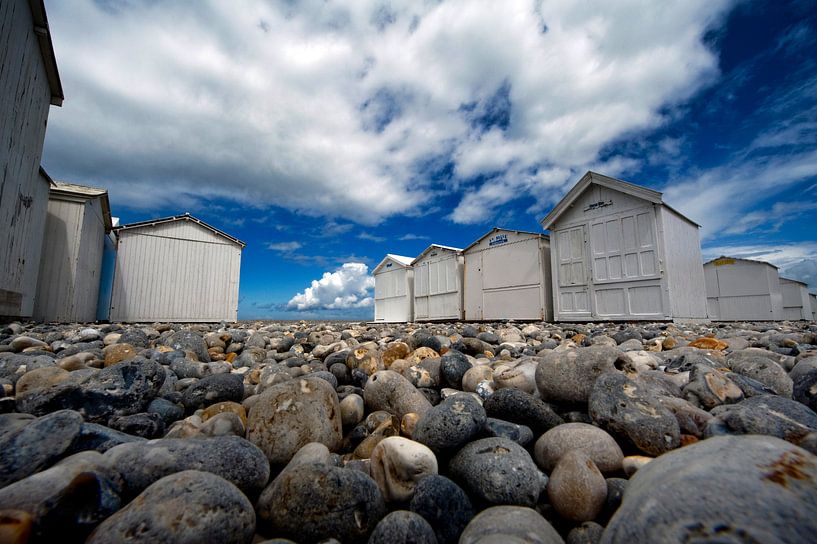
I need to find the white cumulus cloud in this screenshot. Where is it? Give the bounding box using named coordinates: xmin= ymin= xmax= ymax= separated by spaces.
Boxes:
xmin=287 ymin=262 xmax=374 ymax=310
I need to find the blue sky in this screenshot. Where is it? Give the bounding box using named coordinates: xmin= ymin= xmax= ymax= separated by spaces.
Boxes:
xmin=41 ymin=0 xmax=817 ymax=320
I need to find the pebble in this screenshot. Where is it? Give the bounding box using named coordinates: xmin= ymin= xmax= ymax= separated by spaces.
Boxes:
xmin=459 ymin=505 xmax=564 ymax=544
xmin=256 ymin=463 xmax=386 ymax=542
xmin=87 ymin=470 xmax=254 ymax=544
xmin=246 ymin=376 xmax=342 ymax=465
xmin=104 ymin=435 xmax=269 ymax=497
xmin=413 ymin=393 xmax=486 ymax=452
xmin=589 ymin=372 xmax=680 ymax=455
xmin=449 ymin=437 xmax=543 ymax=507
xmin=534 ymin=422 xmax=623 ymax=472
xmin=370 ymin=436 xmax=437 ymax=502
xmin=409 ymin=475 xmax=473 ymax=544
xmin=536 ymin=345 xmax=621 ymax=404
xmin=368 ymin=510 xmax=438 ymax=544
xmin=1 ymin=319 xmax=816 ymax=543
xmin=602 ymin=435 xmax=817 ymax=543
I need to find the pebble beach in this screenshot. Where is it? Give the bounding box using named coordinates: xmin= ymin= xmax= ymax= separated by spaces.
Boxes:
xmin=2 ymin=318 xmax=817 ymax=543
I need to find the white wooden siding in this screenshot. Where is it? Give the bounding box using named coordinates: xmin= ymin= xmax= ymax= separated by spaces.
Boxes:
xmin=374 ymin=258 xmax=414 ymax=322
xmin=34 ymin=195 xmax=106 ymax=322
xmin=780 ymin=279 xmax=811 ymax=320
xmin=413 ymin=248 xmax=462 ymax=321
xmin=810 ymin=293 xmax=817 ymax=320
xmin=110 ymin=221 xmax=242 ymax=322
xmin=660 ymin=207 xmax=708 ymax=319
xmin=0 ymin=0 xmax=52 ymax=317
xmin=463 ymin=230 xmax=551 ymax=321
xmin=704 ymin=259 xmax=783 ymax=321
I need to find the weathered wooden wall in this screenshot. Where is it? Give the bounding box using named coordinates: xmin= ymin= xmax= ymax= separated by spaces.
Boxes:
xmin=110 ymin=220 xmax=242 ymax=322
xmin=0 ymin=0 xmax=54 ymax=317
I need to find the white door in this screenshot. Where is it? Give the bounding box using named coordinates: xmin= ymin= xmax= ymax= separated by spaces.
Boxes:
xmin=414 ymin=262 xmax=429 ymax=319
xmin=556 ymin=226 xmax=590 ymax=316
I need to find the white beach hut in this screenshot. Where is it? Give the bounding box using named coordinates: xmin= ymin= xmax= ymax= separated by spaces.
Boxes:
xmin=704 ymin=257 xmax=784 ymax=321
xmin=780 ymin=277 xmax=812 ymax=320
xmin=373 ymin=254 xmax=415 ymax=323
xmin=110 ymin=214 xmax=244 ymax=322
xmin=0 ymin=0 xmax=63 ymax=318
xmin=463 ymin=228 xmax=553 ymax=321
xmin=540 ymin=171 xmax=708 ymax=322
xmin=412 ymin=245 xmax=464 ymax=321
xmin=810 ymin=293 xmax=817 ymax=320
xmin=34 ymin=182 xmax=113 ymax=322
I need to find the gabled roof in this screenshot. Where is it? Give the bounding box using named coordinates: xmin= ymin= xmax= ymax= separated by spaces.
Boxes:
xmin=28 ymin=0 xmax=63 ymax=106
xmin=539 ymin=171 xmax=700 ymax=230
xmin=411 ymin=244 xmax=462 ymax=265
xmin=50 ymin=180 xmax=113 ymax=232
xmin=373 ymin=254 xmax=414 ymax=274
xmin=115 ymin=213 xmax=246 ymax=248
xmin=462 ymin=227 xmax=548 ymax=253
xmin=703 ymin=256 xmax=779 ymax=269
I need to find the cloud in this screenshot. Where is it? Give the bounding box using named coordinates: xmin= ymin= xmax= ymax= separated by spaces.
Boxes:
xmin=357 ymin=232 xmax=386 ymax=242
xmin=398 ymin=233 xmax=428 ymax=241
xmin=287 ymin=262 xmax=374 ymax=311
xmin=267 ymin=241 xmax=302 ymax=252
xmin=44 ymin=0 xmax=734 ymax=226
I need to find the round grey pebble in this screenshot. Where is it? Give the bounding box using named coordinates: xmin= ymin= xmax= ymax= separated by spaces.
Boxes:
xmin=459 ymin=505 xmax=564 ymax=544
xmin=368 ymin=510 xmax=437 ymax=544
xmin=410 ymin=475 xmax=473 ymax=544
xmin=413 ymin=393 xmax=487 ymax=452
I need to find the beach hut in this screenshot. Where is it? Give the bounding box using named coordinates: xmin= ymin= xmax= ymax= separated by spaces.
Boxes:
xmin=540 ymin=171 xmax=708 ymax=322
xmin=704 ymin=257 xmax=784 ymax=321
xmin=810 ymin=293 xmax=817 ymax=320
xmin=780 ymin=277 xmax=812 ymax=320
xmin=412 ymin=245 xmax=464 ymax=321
xmin=373 ymin=254 xmax=415 ymax=323
xmin=110 ymin=214 xmax=244 ymax=322
xmin=34 ymin=182 xmax=113 ymax=322
xmin=463 ymin=228 xmax=553 ymax=321
xmin=0 ymin=0 xmax=63 ymax=318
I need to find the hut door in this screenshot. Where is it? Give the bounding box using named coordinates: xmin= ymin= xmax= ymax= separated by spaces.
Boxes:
xmin=556 ymin=226 xmax=590 ymax=315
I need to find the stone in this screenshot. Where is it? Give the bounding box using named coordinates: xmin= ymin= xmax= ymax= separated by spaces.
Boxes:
xmin=409 ymin=475 xmax=473 ymax=544
xmin=601 ymin=435 xmax=817 ymax=543
xmin=66 ymin=422 xmax=145 ymax=454
xmin=15 ymin=358 xmax=165 ymax=423
xmin=0 ymin=451 xmax=122 ymax=541
xmin=440 ymin=350 xmax=471 ymax=389
xmin=682 ymin=364 xmax=744 ymax=409
xmin=536 ymin=346 xmax=621 ymax=404
xmin=449 ymin=437 xmax=543 ymax=507
xmin=105 ymin=435 xmax=269 ymax=498
xmin=181 ymin=372 xmax=244 ymax=412
xmin=10 ymin=336 xmax=48 ymax=352
xmin=370 ymin=437 xmax=438 ymax=502
xmin=459 ymin=506 xmax=564 ymax=544
xmin=0 ymin=510 xmax=32 ymax=544
xmin=347 ymin=347 xmax=384 ymax=376
xmin=246 ymin=377 xmax=343 ymax=465
xmin=117 ymin=329 xmax=149 ymax=348
xmin=534 ymin=422 xmax=623 ymax=473
xmin=413 ymin=393 xmax=486 ymax=453
xmin=707 ymin=394 xmax=817 ymax=443
xmin=256 ymin=463 xmax=386 ymax=543
xmin=87 ymin=470 xmax=254 ymax=544
xmin=200 ymin=411 xmax=245 ymax=436
xmin=567 ymin=522 xmax=604 ymax=544
xmin=368 ymin=511 xmax=438 ymax=544
xmin=726 ymin=354 xmax=793 ymax=397
xmin=382 ymin=342 xmax=411 ymax=368
xmin=622 ymin=455 xmax=653 ymax=477
xmin=793 ymin=368 xmax=817 ymax=411
xmin=548 ymin=450 xmax=607 ymax=522
xmin=0 ymin=409 xmax=83 ymax=488
xmin=107 ymin=412 xmax=165 ymax=438
xmin=589 ymin=373 xmax=680 ymax=456
xmin=340 ymin=393 xmax=365 ymax=427
xmin=688 ymin=337 xmax=729 ymax=350
xmin=655 ymin=396 xmax=712 ymax=437
xmin=493 ymin=364 xmax=537 ymax=394
xmin=161 ymin=330 xmax=211 ymax=362
xmin=483 ymin=387 xmax=564 ymax=435
xmin=482 ymin=418 xmax=534 ymax=446
xmin=103 ymin=343 xmax=138 ymax=366
xmin=0 ymin=354 xmax=55 ymax=385
xmin=461 ymin=365 xmax=493 ymax=393
xmin=364 ymin=370 xmax=433 ymax=420
xmin=201 ymin=400 xmax=246 ymax=425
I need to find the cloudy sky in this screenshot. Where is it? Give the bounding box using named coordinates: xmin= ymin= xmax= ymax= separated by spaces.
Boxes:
xmin=42 ymin=0 xmax=817 ymax=319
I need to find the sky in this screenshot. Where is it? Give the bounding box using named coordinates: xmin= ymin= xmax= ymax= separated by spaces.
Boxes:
xmin=41 ymin=0 xmax=817 ymax=320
